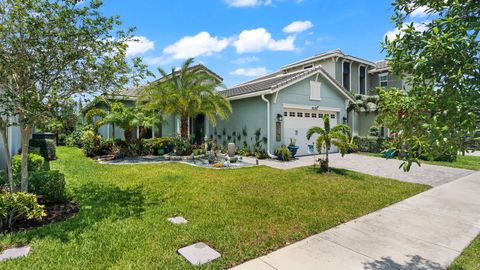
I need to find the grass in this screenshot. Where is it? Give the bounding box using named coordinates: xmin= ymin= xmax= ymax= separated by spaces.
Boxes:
xmin=0 ymin=147 xmax=429 ymax=269
xmin=449 ymin=234 xmax=480 ymax=270
xmin=356 ymin=152 xmax=480 ymax=171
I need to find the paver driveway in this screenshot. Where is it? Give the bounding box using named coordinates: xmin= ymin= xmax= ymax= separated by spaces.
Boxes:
xmin=231 ymin=171 xmax=480 ymax=270
xmin=243 ymin=153 xmax=474 ymax=186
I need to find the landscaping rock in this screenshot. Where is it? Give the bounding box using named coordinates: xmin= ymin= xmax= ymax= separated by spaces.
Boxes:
xmin=167 ymin=216 xmax=188 ymax=224
xmin=0 ymin=246 xmax=30 ymax=261
xmin=177 ymin=242 xmax=221 ymax=265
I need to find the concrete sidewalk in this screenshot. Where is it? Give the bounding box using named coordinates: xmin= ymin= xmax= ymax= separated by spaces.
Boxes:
xmin=231 ymin=172 xmax=480 ymax=270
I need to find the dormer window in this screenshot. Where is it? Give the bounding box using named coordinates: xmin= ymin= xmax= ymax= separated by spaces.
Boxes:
xmin=359 ymin=66 xmax=366 ymax=95
xmin=342 ymin=61 xmax=351 ymax=90
xmin=303 ymin=65 xmax=313 ymax=70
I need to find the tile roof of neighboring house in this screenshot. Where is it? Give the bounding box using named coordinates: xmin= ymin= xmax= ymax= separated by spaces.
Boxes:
xmin=220 ymin=66 xmax=355 ymax=102
xmin=369 ymin=60 xmax=391 ymax=73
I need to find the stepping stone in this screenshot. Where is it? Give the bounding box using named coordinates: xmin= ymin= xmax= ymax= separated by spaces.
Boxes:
xmin=177 ymin=242 xmax=221 ymax=265
xmin=0 ymin=246 xmax=30 ymax=261
xmin=167 ymin=216 xmax=188 ymax=224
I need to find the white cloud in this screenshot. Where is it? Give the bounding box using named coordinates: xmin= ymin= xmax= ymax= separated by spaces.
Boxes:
xmin=384 ymin=21 xmax=429 ymax=41
xmin=282 ymin=20 xmax=313 ymax=33
xmin=410 ymin=5 xmax=430 ymax=18
xmin=225 ymin=0 xmax=272 ymax=7
xmin=233 ymin=28 xmax=296 ymax=53
xmin=230 ymin=67 xmax=268 ymax=77
xmin=231 ymin=56 xmax=260 ymax=64
xmin=125 ymin=36 xmax=155 ymax=57
xmin=163 ymin=32 xmax=230 ymax=59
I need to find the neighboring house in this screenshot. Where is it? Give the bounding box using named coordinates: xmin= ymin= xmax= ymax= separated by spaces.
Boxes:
xmin=0 ymin=119 xmax=22 ymax=170
xmin=213 ymin=49 xmax=406 ymax=156
xmin=92 ymin=64 xmax=223 ymax=144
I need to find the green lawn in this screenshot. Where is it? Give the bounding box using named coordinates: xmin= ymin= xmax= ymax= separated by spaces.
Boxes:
xmin=0 ymin=147 xmax=429 ymax=269
xmin=356 ymin=152 xmax=480 ymax=171
xmin=449 ymin=234 xmax=480 ymax=270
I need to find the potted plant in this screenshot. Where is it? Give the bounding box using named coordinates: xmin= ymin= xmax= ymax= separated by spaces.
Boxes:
xmin=287 ymin=138 xmax=299 ymax=157
xmin=274 ymin=145 xmax=292 ymax=161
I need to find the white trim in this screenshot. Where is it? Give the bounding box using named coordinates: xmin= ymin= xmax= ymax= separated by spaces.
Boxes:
xmin=227 ymin=90 xmax=271 ymax=101
xmin=358 ymin=65 xmax=367 ymax=95
xmin=378 ymin=73 xmax=388 ymax=87
xmin=309 ymin=81 xmax=322 ymax=101
xmin=283 ymin=103 xmax=341 ymax=112
xmin=261 ymin=94 xmax=276 ymax=158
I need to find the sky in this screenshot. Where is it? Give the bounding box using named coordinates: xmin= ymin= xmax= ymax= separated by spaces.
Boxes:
xmin=98 ymin=0 xmax=430 ymax=88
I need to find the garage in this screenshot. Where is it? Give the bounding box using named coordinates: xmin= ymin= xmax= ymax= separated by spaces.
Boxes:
xmin=283 ymin=106 xmax=339 ymax=156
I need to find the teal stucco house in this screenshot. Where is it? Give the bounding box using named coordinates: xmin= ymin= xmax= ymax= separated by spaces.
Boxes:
xmin=93 ymin=49 xmax=406 ymax=157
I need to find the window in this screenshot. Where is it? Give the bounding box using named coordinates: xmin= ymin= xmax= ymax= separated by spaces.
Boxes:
xmin=311 ymin=113 xmax=317 ymax=118
xmin=379 ymin=74 xmax=388 ymax=87
xmin=297 ymin=112 xmax=303 ymax=117
xmin=310 ymin=81 xmax=321 ymax=100
xmin=359 ymin=66 xmax=366 ymax=95
xmin=319 ymin=113 xmax=324 ymax=118
xmin=342 ymin=61 xmax=351 ymax=90
xmin=330 ymin=114 xmax=336 ymax=119
xmin=289 ymin=112 xmax=295 ymax=117
xmin=305 ymin=113 xmax=310 ymax=118
xmin=304 ymin=65 xmax=313 ymax=69
xmin=284 ymin=111 xmax=287 ymax=117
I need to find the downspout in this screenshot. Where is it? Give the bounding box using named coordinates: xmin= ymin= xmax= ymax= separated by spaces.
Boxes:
xmin=261 ymin=94 xmax=276 ymax=159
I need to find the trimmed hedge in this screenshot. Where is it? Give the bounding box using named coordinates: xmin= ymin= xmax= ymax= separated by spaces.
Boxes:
xmin=12 ymin=153 xmax=45 ymax=178
xmin=29 ymin=170 xmax=66 ymax=203
xmin=353 ymin=136 xmax=385 ymax=153
xmin=30 ymin=138 xmax=56 ymax=160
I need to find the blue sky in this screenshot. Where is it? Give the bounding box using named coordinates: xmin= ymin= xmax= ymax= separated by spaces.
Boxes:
xmin=99 ymin=0 xmax=427 ymax=87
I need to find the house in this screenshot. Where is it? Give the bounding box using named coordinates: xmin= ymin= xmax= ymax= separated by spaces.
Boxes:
xmin=92 ymin=49 xmax=405 ymax=157
xmin=212 ymin=49 xmax=406 ymax=156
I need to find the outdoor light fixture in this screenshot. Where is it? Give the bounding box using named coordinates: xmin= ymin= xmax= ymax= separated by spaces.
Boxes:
xmin=277 ymin=113 xmax=283 ymax=122
xmin=343 ymin=117 xmax=348 ymax=124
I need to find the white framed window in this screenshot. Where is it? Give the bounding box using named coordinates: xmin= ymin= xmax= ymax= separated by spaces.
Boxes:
xmin=303 ymin=64 xmax=313 ymax=69
xmin=311 ymin=113 xmax=317 ymax=118
xmin=319 ymin=113 xmax=324 ymax=118
xmin=379 ymin=73 xmax=388 ymax=87
xmin=342 ymin=60 xmax=351 ymax=90
xmin=289 ymin=112 xmax=295 ymax=117
xmin=330 ymin=114 xmax=336 ymax=119
xmin=305 ymin=113 xmax=310 ymax=118
xmin=284 ymin=111 xmax=287 ymax=117
xmin=297 ymin=112 xmax=303 ymax=117
xmin=310 ymin=81 xmax=321 ymax=100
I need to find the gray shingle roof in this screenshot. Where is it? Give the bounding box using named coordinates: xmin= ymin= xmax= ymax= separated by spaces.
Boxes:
xmin=220 ymin=66 xmax=355 ymax=101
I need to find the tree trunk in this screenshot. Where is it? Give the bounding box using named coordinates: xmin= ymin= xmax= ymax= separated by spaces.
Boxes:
xmin=180 ymin=116 xmax=189 ymax=139
xmin=124 ymin=128 xmax=132 ymax=143
xmin=0 ymin=122 xmax=14 ymax=192
xmin=20 ymin=124 xmax=33 ymax=192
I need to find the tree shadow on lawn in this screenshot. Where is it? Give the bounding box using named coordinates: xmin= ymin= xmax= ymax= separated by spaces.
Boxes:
xmin=13 ymin=182 xmax=148 ymax=244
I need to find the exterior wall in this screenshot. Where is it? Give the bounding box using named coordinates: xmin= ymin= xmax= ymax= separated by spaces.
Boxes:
xmin=368 ymin=71 xmax=405 ymax=95
xmin=357 ymin=112 xmax=377 ymax=137
xmin=210 ymin=96 xmax=267 ymax=149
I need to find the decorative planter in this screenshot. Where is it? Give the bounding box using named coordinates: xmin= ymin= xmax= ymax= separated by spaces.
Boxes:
xmin=288 ymin=146 xmax=299 ymax=157
xmin=157 ymin=148 xmax=165 ymax=155
xmin=384 ymin=149 xmax=396 ymax=159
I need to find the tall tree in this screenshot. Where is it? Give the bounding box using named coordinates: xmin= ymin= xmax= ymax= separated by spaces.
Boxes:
xmin=138 ymin=59 xmax=232 ymax=138
xmin=0 ymin=0 xmax=147 ymax=191
xmin=380 ymin=0 xmax=480 ymax=170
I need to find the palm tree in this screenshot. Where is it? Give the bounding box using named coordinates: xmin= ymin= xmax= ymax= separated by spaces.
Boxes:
xmin=138 ymin=58 xmax=232 ymax=138
xmin=306 ymin=114 xmax=352 ymax=172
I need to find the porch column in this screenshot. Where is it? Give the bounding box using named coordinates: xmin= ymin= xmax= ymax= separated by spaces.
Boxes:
xmin=204 ymin=115 xmax=209 ymax=141
xmin=175 ymin=115 xmax=181 ymax=135
xmin=152 ymin=121 xmax=155 ymax=138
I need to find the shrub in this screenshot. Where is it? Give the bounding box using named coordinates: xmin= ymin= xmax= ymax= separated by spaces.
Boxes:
xmin=66 ymin=129 xmax=83 ymax=147
xmin=29 ymin=138 xmax=56 ymax=160
xmin=274 ymin=145 xmax=292 ymax=161
xmin=81 ymin=130 xmax=113 ymax=157
xmin=238 ymin=146 xmax=251 ymax=156
xmin=0 ymin=192 xmax=45 ymax=230
xmin=29 ymin=170 xmax=66 ymax=204
xmin=12 ymin=153 xmax=45 ymax=179
xmin=352 ymin=136 xmax=385 ymax=153
xmin=255 ymin=149 xmax=268 ymax=159
xmin=58 ymin=134 xmax=67 ymax=146
xmin=143 ymin=137 xmax=172 ymax=155
xmin=171 ymin=136 xmax=192 ymax=156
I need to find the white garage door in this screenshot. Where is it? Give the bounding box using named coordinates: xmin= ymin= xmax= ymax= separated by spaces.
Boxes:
xmin=283 ymin=108 xmax=338 ymax=156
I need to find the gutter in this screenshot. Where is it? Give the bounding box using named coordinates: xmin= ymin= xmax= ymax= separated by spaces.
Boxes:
xmin=261 ymin=94 xmax=277 ymax=159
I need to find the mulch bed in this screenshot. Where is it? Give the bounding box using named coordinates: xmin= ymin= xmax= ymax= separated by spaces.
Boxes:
xmin=6 ymin=200 xmax=80 ymax=233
